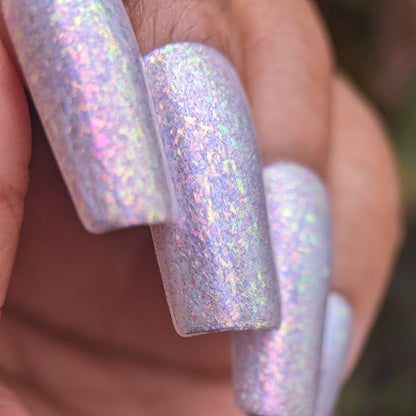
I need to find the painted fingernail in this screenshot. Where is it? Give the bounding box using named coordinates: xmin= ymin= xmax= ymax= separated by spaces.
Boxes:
xmin=233 ymin=162 xmax=331 ymax=416
xmin=4 ymin=0 xmax=176 ymax=233
xmin=143 ymin=43 xmax=280 ymax=337
xmin=314 ymin=293 xmax=353 ymax=416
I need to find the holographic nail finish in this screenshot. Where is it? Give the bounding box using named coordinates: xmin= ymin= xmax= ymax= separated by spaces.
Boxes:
xmin=3 ymin=0 xmax=176 ymax=233
xmin=144 ymin=43 xmax=280 ymax=337
xmin=314 ymin=293 xmax=353 ymax=416
xmin=233 ymin=162 xmax=331 ymax=416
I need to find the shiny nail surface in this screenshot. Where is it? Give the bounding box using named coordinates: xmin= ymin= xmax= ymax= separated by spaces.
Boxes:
xmin=233 ymin=162 xmax=331 ymax=416
xmin=314 ymin=293 xmax=353 ymax=416
xmin=4 ymin=0 xmax=176 ymax=233
xmin=144 ymin=43 xmax=280 ymax=337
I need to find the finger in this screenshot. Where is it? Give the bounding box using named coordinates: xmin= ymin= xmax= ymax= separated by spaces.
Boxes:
xmin=232 ymin=75 xmax=402 ymax=415
xmin=233 ymin=0 xmax=333 ymax=172
xmin=0 ymin=30 xmax=31 ymax=416
xmin=0 ymin=35 xmax=31 ymax=310
xmin=314 ymin=75 xmax=403 ymax=416
xmin=116 ymin=0 xmax=333 ymax=358
xmin=133 ymin=0 xmax=334 ymax=345
xmin=329 ymin=75 xmax=403 ymax=377
xmin=126 ymin=0 xmax=333 ymax=174
xmin=133 ymin=0 xmax=333 ymax=351
xmin=1 ymin=0 xmax=335 ymax=371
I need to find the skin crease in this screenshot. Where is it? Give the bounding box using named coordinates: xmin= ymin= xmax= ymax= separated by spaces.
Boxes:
xmin=0 ymin=1 xmax=402 ymax=415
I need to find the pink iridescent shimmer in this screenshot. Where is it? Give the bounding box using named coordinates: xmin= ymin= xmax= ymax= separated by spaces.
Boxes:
xmin=4 ymin=0 xmax=176 ymax=233
xmin=233 ymin=162 xmax=331 ymax=416
xmin=144 ymin=43 xmax=281 ymax=336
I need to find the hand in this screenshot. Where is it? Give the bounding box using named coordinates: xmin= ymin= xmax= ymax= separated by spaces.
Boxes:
xmin=0 ymin=1 xmax=402 ymax=415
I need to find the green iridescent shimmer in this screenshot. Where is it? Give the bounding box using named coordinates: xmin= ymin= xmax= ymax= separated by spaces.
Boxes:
xmin=4 ymin=0 xmax=176 ymax=232
xmin=144 ymin=43 xmax=281 ymax=336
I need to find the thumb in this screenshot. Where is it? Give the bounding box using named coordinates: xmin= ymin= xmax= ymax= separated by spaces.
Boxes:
xmin=0 ymin=28 xmax=32 ymax=416
xmin=0 ymin=384 xmax=31 ymax=416
xmin=0 ymin=35 xmax=31 ymax=312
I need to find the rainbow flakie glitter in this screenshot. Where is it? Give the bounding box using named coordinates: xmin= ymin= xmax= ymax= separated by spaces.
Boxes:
xmin=233 ymin=162 xmax=331 ymax=416
xmin=3 ymin=0 xmax=176 ymax=233
xmin=314 ymin=293 xmax=353 ymax=416
xmin=144 ymin=43 xmax=281 ymax=337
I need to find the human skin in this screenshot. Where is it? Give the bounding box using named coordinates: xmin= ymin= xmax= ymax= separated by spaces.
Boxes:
xmin=0 ymin=1 xmax=402 ymax=415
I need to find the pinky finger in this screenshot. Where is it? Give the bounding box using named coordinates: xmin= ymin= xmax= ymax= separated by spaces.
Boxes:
xmin=329 ymin=75 xmax=403 ymax=377
xmin=314 ymin=75 xmax=404 ymax=416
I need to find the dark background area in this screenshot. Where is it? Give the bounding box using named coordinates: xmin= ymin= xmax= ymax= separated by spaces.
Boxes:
xmin=316 ymin=1 xmax=416 ymax=414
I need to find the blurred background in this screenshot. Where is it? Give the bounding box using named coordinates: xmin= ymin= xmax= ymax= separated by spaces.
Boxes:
xmin=316 ymin=0 xmax=416 ymax=414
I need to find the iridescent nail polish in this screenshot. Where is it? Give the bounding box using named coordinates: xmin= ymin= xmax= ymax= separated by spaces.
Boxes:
xmin=3 ymin=0 xmax=176 ymax=233
xmin=314 ymin=293 xmax=353 ymax=416
xmin=144 ymin=43 xmax=280 ymax=337
xmin=233 ymin=162 xmax=331 ymax=416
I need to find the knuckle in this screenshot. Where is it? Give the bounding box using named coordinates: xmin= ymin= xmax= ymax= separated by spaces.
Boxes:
xmin=123 ymin=0 xmax=230 ymax=53
xmin=235 ymin=0 xmax=333 ymax=79
xmin=298 ymin=0 xmax=333 ymax=77
xmin=232 ymin=0 xmax=333 ymax=174
xmin=0 ymin=176 xmax=27 ymax=231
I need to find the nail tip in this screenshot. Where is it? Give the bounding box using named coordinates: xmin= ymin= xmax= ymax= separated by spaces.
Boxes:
xmin=177 ymin=315 xmax=282 ymax=337
xmin=78 ymin=209 xmax=177 ymax=235
xmin=165 ymin=281 xmax=281 ymax=337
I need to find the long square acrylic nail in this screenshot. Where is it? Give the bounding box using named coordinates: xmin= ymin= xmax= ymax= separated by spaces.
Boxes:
xmin=4 ymin=0 xmax=176 ymax=233
xmin=233 ymin=162 xmax=331 ymax=416
xmin=144 ymin=43 xmax=281 ymax=336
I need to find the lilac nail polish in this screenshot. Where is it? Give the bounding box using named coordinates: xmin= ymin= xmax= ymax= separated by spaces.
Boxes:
xmin=4 ymin=0 xmax=176 ymax=233
xmin=233 ymin=162 xmax=331 ymax=416
xmin=144 ymin=43 xmax=281 ymax=337
xmin=314 ymin=293 xmax=353 ymax=416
